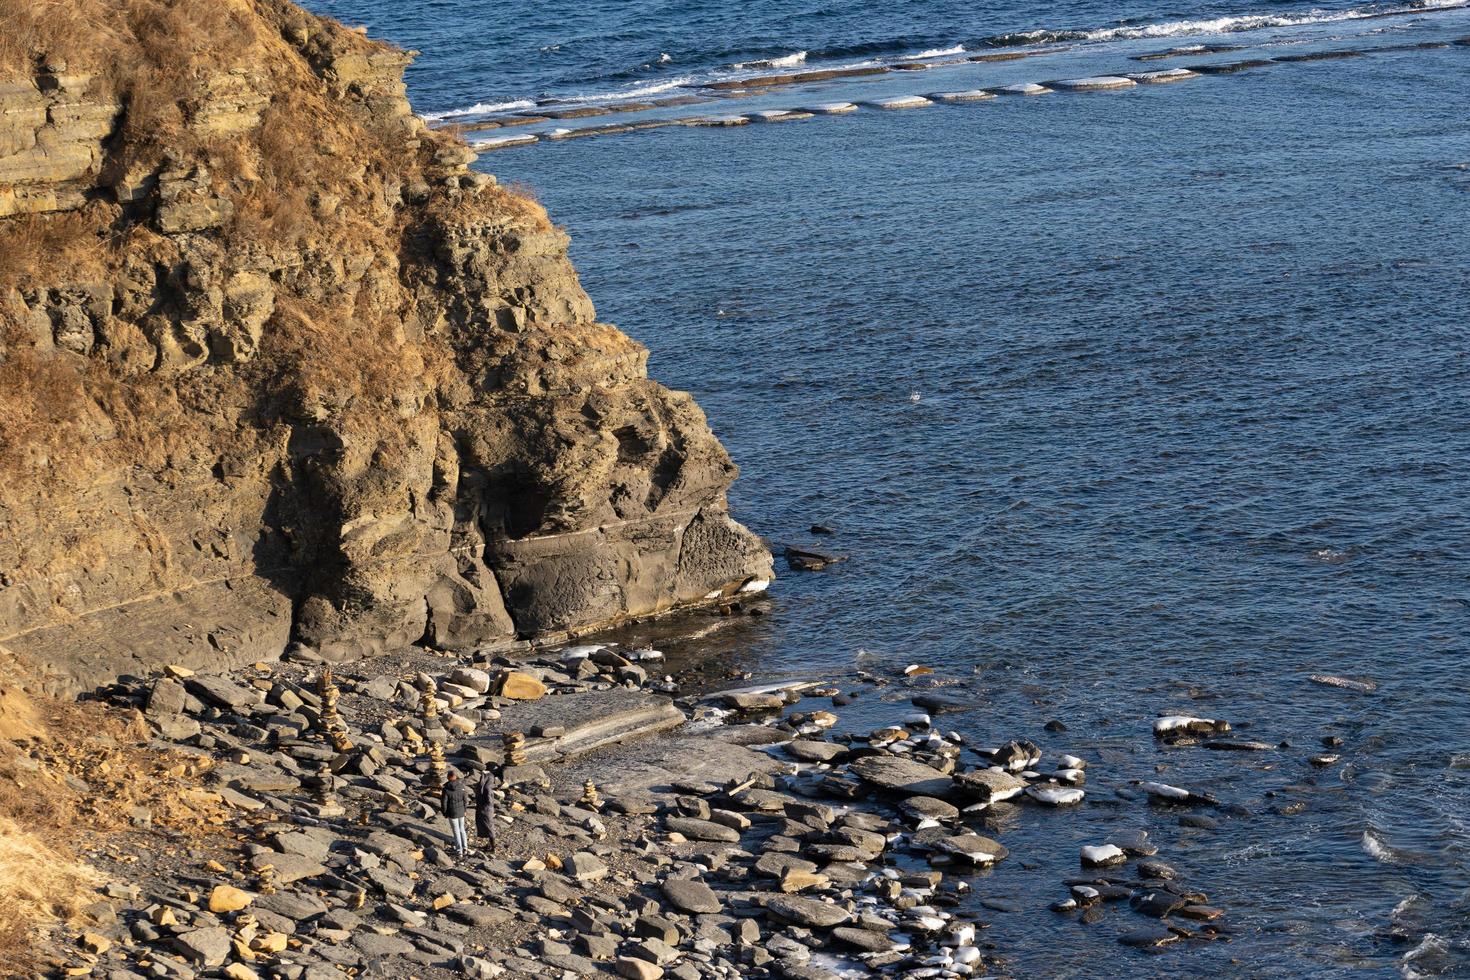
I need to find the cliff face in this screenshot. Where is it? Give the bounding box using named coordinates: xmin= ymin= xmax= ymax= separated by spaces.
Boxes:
xmin=0 ymin=0 xmax=771 ymax=693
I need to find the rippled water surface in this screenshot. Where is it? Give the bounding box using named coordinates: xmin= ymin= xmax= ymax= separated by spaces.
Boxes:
xmin=311 ymin=0 xmax=1470 ymax=973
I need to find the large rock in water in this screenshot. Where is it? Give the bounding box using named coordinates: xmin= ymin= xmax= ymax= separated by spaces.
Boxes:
xmin=849 ymin=755 xmax=955 ymax=797
xmin=0 ymin=0 xmax=772 ymax=694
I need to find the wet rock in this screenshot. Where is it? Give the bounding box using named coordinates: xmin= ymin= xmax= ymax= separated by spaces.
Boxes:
xmin=1180 ymin=904 xmax=1223 ymax=920
xmin=1137 ymin=858 xmax=1176 ymax=880
xmin=899 ymin=796 xmax=959 ymax=823
xmin=1152 ymin=716 xmax=1230 ymax=743
xmin=1179 ymin=814 xmax=1219 ymax=830
xmin=1307 ymin=675 xmax=1378 ymax=693
xmin=910 ymin=692 xmax=974 ymax=714
xmin=1024 ymin=784 xmax=1084 ymax=806
xmin=1119 ymin=925 xmax=1180 ymax=947
xmin=1138 ymin=781 xmax=1215 ymax=805
xmin=1131 ymin=891 xmax=1186 ymax=918
xmin=934 ymin=833 xmax=1009 ymax=865
xmin=953 ymin=767 xmax=1026 ymax=803
xmin=1080 ymin=844 xmax=1127 ymax=868
xmin=986 ymin=740 xmax=1041 ymax=772
xmin=784 ymin=547 xmax=844 ymax=571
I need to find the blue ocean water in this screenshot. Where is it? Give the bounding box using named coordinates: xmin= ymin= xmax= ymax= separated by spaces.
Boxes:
xmin=311 ymin=0 xmax=1470 ymax=974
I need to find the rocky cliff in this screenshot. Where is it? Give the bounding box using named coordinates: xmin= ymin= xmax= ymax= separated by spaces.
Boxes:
xmin=0 ymin=0 xmax=771 ymax=694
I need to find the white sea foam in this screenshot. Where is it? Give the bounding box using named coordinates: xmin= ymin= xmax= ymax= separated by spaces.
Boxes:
xmin=421 ymin=99 xmax=536 ymax=122
xmin=901 ymin=45 xmax=967 ymax=59
xmin=1069 ymin=2 xmax=1468 ymax=43
xmin=1361 ymin=828 xmax=1398 ymax=862
xmin=732 ymin=51 xmax=808 ymax=69
xmin=555 ymin=76 xmax=698 ymax=104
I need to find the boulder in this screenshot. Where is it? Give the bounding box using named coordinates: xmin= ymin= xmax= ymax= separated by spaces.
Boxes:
xmin=449 ymin=667 xmax=492 ymax=693
xmin=207 ymin=884 xmax=254 ymax=913
xmin=498 ymin=671 xmax=547 ymax=700
xmin=172 ymin=926 xmax=231 ymax=966
xmin=565 ymin=852 xmax=608 ymax=883
xmin=616 ymin=958 xmax=663 ymax=980
xmin=185 ymin=674 xmax=263 ymax=711
xmin=661 ymin=877 xmax=721 ymax=914
xmin=952 ymin=768 xmax=1026 ymax=803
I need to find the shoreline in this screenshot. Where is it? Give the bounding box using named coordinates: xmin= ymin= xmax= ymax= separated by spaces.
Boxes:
xmin=20 ymin=607 xmax=1268 ymax=979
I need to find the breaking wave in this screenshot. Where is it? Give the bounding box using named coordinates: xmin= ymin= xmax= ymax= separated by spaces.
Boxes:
xmin=732 ymin=51 xmax=808 ymax=69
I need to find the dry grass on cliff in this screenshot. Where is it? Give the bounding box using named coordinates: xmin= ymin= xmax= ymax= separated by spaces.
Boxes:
xmin=0 ymin=652 xmax=227 ymax=973
xmin=0 ymin=208 xmax=105 ymax=287
xmin=0 ymin=0 xmax=258 ymax=80
xmin=0 ymin=324 xmax=91 ymax=476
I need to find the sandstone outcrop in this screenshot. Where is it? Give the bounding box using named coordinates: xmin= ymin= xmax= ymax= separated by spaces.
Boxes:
xmin=0 ymin=0 xmax=770 ymax=693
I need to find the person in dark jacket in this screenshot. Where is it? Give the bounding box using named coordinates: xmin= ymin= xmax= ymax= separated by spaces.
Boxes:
xmin=441 ymin=771 xmax=469 ymax=858
xmin=474 ymin=767 xmax=498 ymax=852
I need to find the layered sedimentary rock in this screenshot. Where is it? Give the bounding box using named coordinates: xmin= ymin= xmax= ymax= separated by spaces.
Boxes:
xmin=0 ymin=0 xmax=770 ymax=693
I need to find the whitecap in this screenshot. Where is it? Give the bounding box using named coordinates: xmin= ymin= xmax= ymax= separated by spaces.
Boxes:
xmin=732 ymin=51 xmax=808 ymax=69
xmin=1362 ymin=828 xmax=1398 ymax=863
xmin=422 ymin=99 xmax=536 ymax=122
xmin=555 ymin=76 xmax=698 ymax=105
xmin=901 ymin=45 xmax=967 ymax=59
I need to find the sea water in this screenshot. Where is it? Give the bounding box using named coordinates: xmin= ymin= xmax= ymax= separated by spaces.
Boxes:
xmin=308 ymin=0 xmax=1470 ymax=973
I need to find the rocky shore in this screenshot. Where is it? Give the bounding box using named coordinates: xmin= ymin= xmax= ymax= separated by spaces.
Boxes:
xmin=19 ymin=616 xmax=1269 ymax=980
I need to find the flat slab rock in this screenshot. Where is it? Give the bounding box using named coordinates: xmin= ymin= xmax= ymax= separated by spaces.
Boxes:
xmin=953 ymin=767 xmax=1026 ymax=802
xmin=786 ymin=739 xmax=847 ymax=762
xmin=849 ymin=755 xmax=954 ymax=797
xmin=596 ymin=731 xmax=784 ymax=800
xmin=765 ymin=895 xmax=853 ymax=928
xmin=666 ymin=816 xmax=741 ymax=843
xmin=484 ymin=690 xmax=685 ymax=762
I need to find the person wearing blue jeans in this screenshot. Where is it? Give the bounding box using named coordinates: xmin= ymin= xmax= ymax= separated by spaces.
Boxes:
xmin=441 ymin=771 xmax=470 ymax=858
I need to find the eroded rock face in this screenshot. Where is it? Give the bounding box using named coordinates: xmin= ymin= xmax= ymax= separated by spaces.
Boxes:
xmin=0 ymin=0 xmax=770 ymax=693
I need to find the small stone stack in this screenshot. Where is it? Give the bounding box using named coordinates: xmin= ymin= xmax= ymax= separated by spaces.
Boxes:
xmin=308 ymin=763 xmax=344 ymax=818
xmin=503 ymin=730 xmax=526 ymax=766
xmin=425 ymin=740 xmax=448 ymax=793
xmin=252 ymin=862 xmax=276 ymax=896
xmin=316 ymin=667 xmax=354 ymax=752
xmin=580 ymin=779 xmax=601 ymax=811
xmin=419 ymin=682 xmax=440 ymax=721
